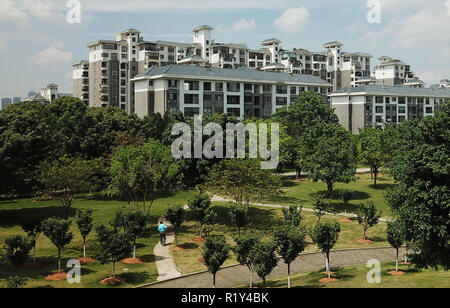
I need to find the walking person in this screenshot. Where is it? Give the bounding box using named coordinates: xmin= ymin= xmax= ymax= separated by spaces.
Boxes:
xmin=158 ymin=221 xmax=167 ymax=246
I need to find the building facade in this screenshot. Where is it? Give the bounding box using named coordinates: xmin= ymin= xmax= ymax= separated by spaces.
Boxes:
xmin=372 ymin=56 xmax=420 ymax=86
xmin=330 ymin=85 xmax=450 ymax=134
xmin=72 ymin=60 xmax=89 ymax=105
xmin=131 ymin=64 xmax=331 ymax=119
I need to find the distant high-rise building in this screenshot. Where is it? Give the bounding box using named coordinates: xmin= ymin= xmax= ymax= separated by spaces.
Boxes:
xmin=1 ymin=97 xmax=12 ymax=109
xmin=27 ymin=91 xmax=37 ymax=98
xmin=13 ymin=97 xmax=21 ymax=103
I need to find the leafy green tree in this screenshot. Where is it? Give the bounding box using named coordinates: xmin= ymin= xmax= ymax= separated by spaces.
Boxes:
xmin=273 ymin=225 xmax=307 ymax=288
xmin=356 ymin=202 xmax=381 ymax=240
xmin=165 ymin=205 xmax=186 ymax=246
xmin=204 ymin=159 xmax=282 ymax=207
xmin=41 ymin=218 xmax=73 ymax=271
xmin=229 ymin=203 xmax=249 ymax=235
xmin=201 ymin=208 xmax=218 ymax=238
xmin=109 ymin=140 xmax=181 ymax=212
xmin=387 ymin=221 xmax=405 ymax=272
xmin=249 ymin=240 xmax=279 ymax=288
xmin=202 ymin=235 xmax=230 ymax=288
xmin=4 ymin=235 xmax=34 ymax=267
xmin=310 ymin=222 xmax=341 ymax=279
xmin=188 ymin=193 xmax=212 ymax=238
xmin=20 ymin=218 xmax=42 ymax=262
xmin=6 ymin=276 xmax=28 ymax=289
xmin=282 ymin=205 xmax=302 ymax=227
xmin=233 ymin=233 xmax=260 ymax=288
xmin=39 ymin=156 xmax=98 ymax=219
xmin=113 ymin=209 xmax=148 ymax=259
xmin=386 ymin=102 xmax=450 ymax=270
xmin=313 ymin=198 xmax=328 ymax=223
xmin=299 ymin=122 xmax=357 ymax=198
xmin=75 ymin=209 xmax=94 ymax=259
xmin=96 ymin=224 xmax=133 ymax=278
xmin=340 ymin=190 xmax=353 ymax=213
xmin=358 ymin=126 xmax=389 ymax=185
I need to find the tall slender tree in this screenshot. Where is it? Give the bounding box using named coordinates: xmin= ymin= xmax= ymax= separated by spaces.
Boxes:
xmin=310 ymin=222 xmax=341 ymax=279
xmin=75 ymin=209 xmax=94 ymax=259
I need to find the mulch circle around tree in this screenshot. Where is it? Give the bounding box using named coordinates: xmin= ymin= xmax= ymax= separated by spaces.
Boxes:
xmin=100 ymin=276 xmax=124 ymax=285
xmin=78 ymin=258 xmax=95 ymax=265
xmin=22 ymin=260 xmax=46 ymax=268
xmin=122 ymin=257 xmax=144 ymax=264
xmin=198 ymin=257 xmax=204 ymax=263
xmin=357 ymin=239 xmax=373 ymax=244
xmin=193 ymin=237 xmax=205 ymax=243
xmin=339 ymin=218 xmax=352 ymax=223
xmin=173 ymin=246 xmax=185 ymax=252
xmin=400 ymin=262 xmax=412 ymax=265
xmin=388 ymin=270 xmax=406 ymax=276
xmin=45 ymin=272 xmax=67 ymax=281
xmin=319 ymin=278 xmax=339 ymax=283
xmin=321 ymin=271 xmax=336 ymax=276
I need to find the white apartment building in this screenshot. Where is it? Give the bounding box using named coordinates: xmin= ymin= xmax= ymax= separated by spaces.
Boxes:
xmin=330 ymin=85 xmax=450 ymax=134
xmin=72 ymin=60 xmax=89 ymax=105
xmin=131 ymin=64 xmax=331 ymax=119
xmin=372 ymin=56 xmax=419 ymax=86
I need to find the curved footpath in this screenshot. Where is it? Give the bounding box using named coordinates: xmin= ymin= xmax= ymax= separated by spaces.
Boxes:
xmin=142 ymin=246 xmax=405 ymax=288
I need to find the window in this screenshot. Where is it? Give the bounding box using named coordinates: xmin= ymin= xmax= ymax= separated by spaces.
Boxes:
xmin=276 ymin=85 xmax=287 ymax=94
xmin=168 ymin=80 xmax=177 ymax=88
xmin=149 ymin=80 xmax=153 ymax=86
xmin=215 ymin=83 xmax=223 ymax=92
xmin=184 ymin=94 xmax=199 ymax=105
xmin=426 ymin=107 xmax=433 ymax=114
xmin=204 ymin=82 xmax=212 ymax=91
xmin=376 ymin=106 xmax=384 ymax=113
xmin=227 ymin=83 xmax=240 ymax=92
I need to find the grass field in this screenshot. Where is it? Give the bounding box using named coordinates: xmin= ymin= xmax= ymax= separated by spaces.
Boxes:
xmin=266 ymin=173 xmax=395 ymax=216
xmin=0 ymin=191 xmax=196 ymax=288
xmin=171 ymin=202 xmax=389 ymax=275
xmin=258 ymin=262 xmax=450 ymax=288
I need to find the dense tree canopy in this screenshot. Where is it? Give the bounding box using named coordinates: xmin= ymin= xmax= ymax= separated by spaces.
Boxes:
xmin=386 ymin=102 xmax=450 ymax=270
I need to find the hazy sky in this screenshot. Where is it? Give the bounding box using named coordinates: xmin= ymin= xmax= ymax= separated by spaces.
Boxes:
xmin=0 ymin=0 xmax=449 ymax=99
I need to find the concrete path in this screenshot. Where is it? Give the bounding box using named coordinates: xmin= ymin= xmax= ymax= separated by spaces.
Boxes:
xmin=211 ymin=195 xmax=390 ymax=222
xmin=154 ymin=220 xmax=182 ymax=282
xmin=280 ymin=167 xmax=372 ymax=178
xmin=142 ymin=247 xmax=405 ymax=288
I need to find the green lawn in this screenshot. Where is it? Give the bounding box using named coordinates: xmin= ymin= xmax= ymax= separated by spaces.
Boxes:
xmin=258 ymin=262 xmax=450 ymax=288
xmin=171 ymin=202 xmax=389 ymax=275
xmin=0 ymin=191 xmax=196 ymax=288
xmin=265 ymin=173 xmax=395 ymax=216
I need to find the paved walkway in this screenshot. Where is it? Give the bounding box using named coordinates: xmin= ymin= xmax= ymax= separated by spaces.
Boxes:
xmin=154 ymin=220 xmax=182 ymax=282
xmin=142 ymin=247 xmax=405 ymax=288
xmin=280 ymin=167 xmax=372 ymax=178
xmin=211 ymin=195 xmax=390 ymax=222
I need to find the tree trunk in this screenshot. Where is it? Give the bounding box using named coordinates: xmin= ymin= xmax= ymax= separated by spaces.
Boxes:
xmin=175 ymin=231 xmax=178 ymax=247
xmin=133 ymin=244 xmax=136 ymax=259
xmin=287 ymin=263 xmax=291 ymax=289
xmin=396 ymin=248 xmax=399 ymax=272
xmin=83 ymin=238 xmax=86 ymax=259
xmin=263 ymin=277 xmax=266 ymax=288
xmin=326 ymin=253 xmax=331 ymax=279
xmin=250 ymin=267 xmax=253 ymax=288
xmin=327 ymin=181 xmax=333 ymax=199
xmin=33 ymin=245 xmax=36 ymax=263
xmin=370 ymin=165 xmax=374 ymax=179
xmin=373 ymin=166 xmax=378 ymax=186
xmin=213 ymin=273 xmax=216 ymax=288
xmin=113 ymin=261 xmax=116 ymax=278
xmin=364 ymin=227 xmax=367 ymax=240
xmin=58 ymin=249 xmax=61 ymax=272
xmin=296 ymin=168 xmax=301 ymax=180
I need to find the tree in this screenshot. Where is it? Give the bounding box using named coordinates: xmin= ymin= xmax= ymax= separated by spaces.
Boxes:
xmin=202 ymin=235 xmax=230 ymax=288
xmin=386 ymin=102 xmax=450 ymax=270
xmin=356 ymin=202 xmax=381 ymax=240
xmin=358 ymin=126 xmax=389 ymax=185
xmin=109 ymin=140 xmax=181 ymax=212
xmin=165 ymin=205 xmax=185 ymax=246
xmin=201 ymin=208 xmax=218 ymax=238
xmin=340 ymin=190 xmax=353 ymax=213
xmin=273 ymin=225 xmax=307 ymax=288
xmin=204 ymin=159 xmax=282 ymax=207
xmin=41 ymin=218 xmax=73 ymax=271
xmin=96 ymin=224 xmax=133 ymax=278
xmin=313 ymin=198 xmax=328 ymax=223
xmin=6 ymin=277 xmax=28 ymax=289
xmin=282 ymin=205 xmax=302 ymax=227
xmin=113 ymin=209 xmax=148 ymax=259
xmin=75 ymin=209 xmax=94 ymax=259
xmin=387 ymin=221 xmax=405 ymax=272
xmin=20 ymin=218 xmax=42 ymax=262
xmin=4 ymin=235 xmax=34 ymax=267
xmin=249 ymin=240 xmax=279 ymax=288
xmin=233 ymin=233 xmax=260 ymax=288
xmin=299 ymin=122 xmax=357 ymax=198
xmin=188 ymin=193 xmax=212 ymax=238
xmin=39 ymin=156 xmax=98 ymax=219
xmin=229 ymin=203 xmax=249 ymax=235
xmin=310 ymin=222 xmax=341 ymax=279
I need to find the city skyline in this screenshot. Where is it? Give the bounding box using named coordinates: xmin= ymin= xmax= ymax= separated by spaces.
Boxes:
xmin=0 ymin=0 xmax=449 ymax=99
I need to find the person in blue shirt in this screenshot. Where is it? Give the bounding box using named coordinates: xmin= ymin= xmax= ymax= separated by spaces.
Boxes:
xmin=158 ymin=221 xmax=167 ymax=246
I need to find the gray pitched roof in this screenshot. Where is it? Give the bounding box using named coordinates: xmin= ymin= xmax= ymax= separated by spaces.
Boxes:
xmin=134 ymin=65 xmax=331 ymax=86
xmin=331 ymin=85 xmax=450 ymax=98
